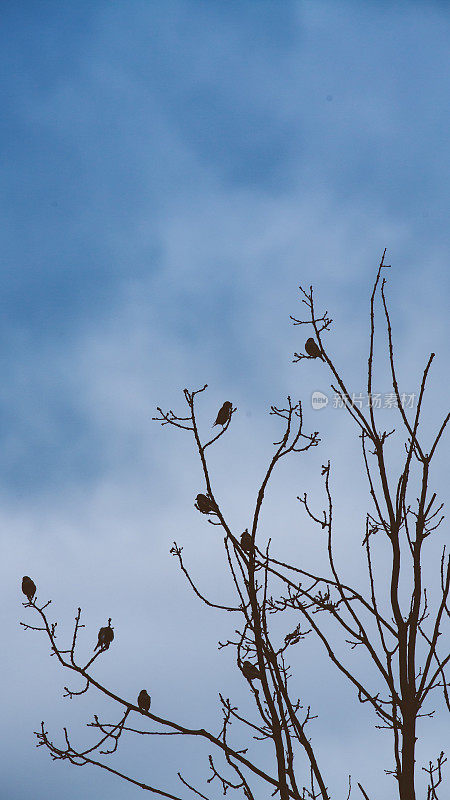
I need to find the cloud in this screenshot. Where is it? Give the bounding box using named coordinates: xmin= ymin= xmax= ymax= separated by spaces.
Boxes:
xmin=2 ymin=1 xmax=449 ymax=798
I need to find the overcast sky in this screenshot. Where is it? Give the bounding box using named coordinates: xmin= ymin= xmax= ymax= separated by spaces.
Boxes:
xmin=2 ymin=2 xmax=450 ymax=799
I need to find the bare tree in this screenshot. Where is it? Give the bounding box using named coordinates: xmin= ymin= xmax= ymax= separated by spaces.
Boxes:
xmin=20 ymin=252 xmax=449 ymax=799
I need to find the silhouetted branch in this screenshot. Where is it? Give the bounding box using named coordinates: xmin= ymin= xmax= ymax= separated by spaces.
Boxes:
xmin=22 ymin=255 xmax=449 ymax=800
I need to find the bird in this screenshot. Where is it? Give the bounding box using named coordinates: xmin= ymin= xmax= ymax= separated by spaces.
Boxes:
xmin=241 ymin=660 xmax=261 ymax=680
xmin=213 ymin=401 xmax=232 ymax=427
xmin=240 ymin=529 xmax=252 ymax=552
xmin=195 ymin=493 xmax=216 ymax=514
xmin=94 ymin=621 xmax=114 ymax=650
xmin=137 ymin=689 xmax=151 ymax=712
xmin=305 ymin=337 xmax=324 ymax=360
xmin=22 ymin=576 xmax=36 ymax=602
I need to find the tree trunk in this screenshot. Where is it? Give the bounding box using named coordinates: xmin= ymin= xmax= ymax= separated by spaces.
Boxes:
xmin=400 ymin=710 xmax=416 ymax=800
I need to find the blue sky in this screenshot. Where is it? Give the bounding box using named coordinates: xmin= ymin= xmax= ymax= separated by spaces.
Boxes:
xmin=2 ymin=2 xmax=450 ymax=799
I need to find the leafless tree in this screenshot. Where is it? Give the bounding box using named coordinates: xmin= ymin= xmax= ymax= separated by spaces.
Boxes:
xmin=20 ymin=252 xmax=449 ymax=799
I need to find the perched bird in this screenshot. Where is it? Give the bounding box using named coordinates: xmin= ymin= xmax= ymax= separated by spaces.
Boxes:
xmin=94 ymin=621 xmax=114 ymax=650
xmin=137 ymin=689 xmax=151 ymax=712
xmin=305 ymin=337 xmax=324 ymax=360
xmin=241 ymin=660 xmax=261 ymax=681
xmin=22 ymin=576 xmax=36 ymax=603
xmin=213 ymin=401 xmax=232 ymax=427
xmin=195 ymin=493 xmax=216 ymax=514
xmin=240 ymin=529 xmax=252 ymax=552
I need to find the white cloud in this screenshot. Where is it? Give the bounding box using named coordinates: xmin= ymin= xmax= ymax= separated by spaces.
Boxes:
xmin=2 ymin=2 xmax=449 ymax=798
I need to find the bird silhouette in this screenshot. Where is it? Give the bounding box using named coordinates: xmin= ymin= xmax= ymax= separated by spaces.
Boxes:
xmin=241 ymin=660 xmax=261 ymax=680
xmin=22 ymin=576 xmax=36 ymax=602
xmin=94 ymin=620 xmax=114 ymax=650
xmin=305 ymin=337 xmax=324 ymax=360
xmin=240 ymin=529 xmax=252 ymax=552
xmin=213 ymin=401 xmax=232 ymax=427
xmin=138 ymin=689 xmax=151 ymax=712
xmin=195 ymin=493 xmax=216 ymax=514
